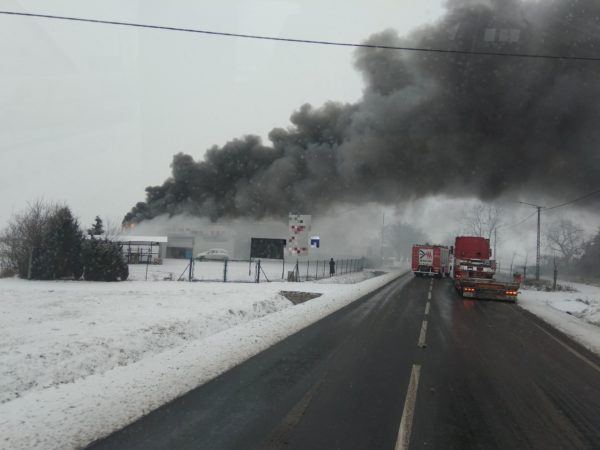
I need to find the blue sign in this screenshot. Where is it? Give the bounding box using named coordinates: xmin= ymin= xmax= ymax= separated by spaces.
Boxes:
xmin=310 ymin=237 xmax=320 ymax=248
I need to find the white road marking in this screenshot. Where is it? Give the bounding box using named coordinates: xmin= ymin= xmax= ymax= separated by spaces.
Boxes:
xmin=533 ymin=323 xmax=600 ymax=373
xmin=418 ymin=320 xmax=428 ymax=348
xmin=395 ymin=364 xmax=421 ymax=450
xmin=425 ymin=302 xmax=430 ymax=315
xmin=427 ymin=292 xmax=431 ymax=300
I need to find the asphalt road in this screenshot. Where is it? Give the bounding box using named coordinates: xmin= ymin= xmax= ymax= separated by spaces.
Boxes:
xmin=88 ymin=274 xmax=600 ymax=450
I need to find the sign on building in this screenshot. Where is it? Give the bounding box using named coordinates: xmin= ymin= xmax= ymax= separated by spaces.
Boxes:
xmin=310 ymin=236 xmax=320 ymax=249
xmin=288 ymin=214 xmax=311 ymax=255
xmin=251 ymin=238 xmax=287 ymax=259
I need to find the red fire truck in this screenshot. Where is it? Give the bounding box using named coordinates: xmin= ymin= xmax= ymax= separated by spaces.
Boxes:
xmin=452 ymin=236 xmax=519 ymax=302
xmin=411 ymin=244 xmax=450 ymax=278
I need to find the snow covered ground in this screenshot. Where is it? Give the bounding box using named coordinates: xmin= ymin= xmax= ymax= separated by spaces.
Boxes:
xmin=519 ymin=281 xmax=600 ymax=355
xmin=0 ymin=267 xmax=404 ymax=450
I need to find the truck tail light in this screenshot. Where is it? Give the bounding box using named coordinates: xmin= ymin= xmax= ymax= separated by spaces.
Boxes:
xmin=463 ymin=287 xmax=475 ymax=292
xmin=505 ymin=290 xmax=518 ymax=296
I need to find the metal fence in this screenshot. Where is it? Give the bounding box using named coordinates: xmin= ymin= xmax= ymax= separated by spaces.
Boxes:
xmin=290 ymin=258 xmax=366 ymax=282
xmin=178 ymin=258 xmax=365 ymax=283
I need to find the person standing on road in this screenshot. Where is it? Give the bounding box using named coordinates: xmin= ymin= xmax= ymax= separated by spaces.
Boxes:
xmin=329 ymin=258 xmax=336 ymax=277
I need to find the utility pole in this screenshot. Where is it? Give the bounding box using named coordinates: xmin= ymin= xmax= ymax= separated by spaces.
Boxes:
xmin=519 ymin=201 xmax=543 ymax=281
xmin=536 ymin=206 xmax=541 ymax=280
xmin=553 ymin=254 xmax=558 ymax=291
xmin=380 ymin=211 xmax=385 ymax=260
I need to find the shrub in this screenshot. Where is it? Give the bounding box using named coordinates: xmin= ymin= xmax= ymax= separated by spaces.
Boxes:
xmin=32 ymin=207 xmax=83 ymax=280
xmin=82 ymin=238 xmax=128 ymax=281
xmin=1 ymin=203 xmax=129 ymax=282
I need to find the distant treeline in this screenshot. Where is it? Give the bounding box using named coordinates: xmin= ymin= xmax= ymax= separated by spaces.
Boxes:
xmin=0 ymin=202 xmax=128 ymax=281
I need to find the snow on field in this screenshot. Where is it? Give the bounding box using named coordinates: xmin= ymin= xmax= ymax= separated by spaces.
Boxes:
xmin=0 ymin=280 xmax=290 ymax=405
xmin=519 ymin=282 xmax=600 ymax=355
xmin=0 ymin=267 xmax=405 ymax=450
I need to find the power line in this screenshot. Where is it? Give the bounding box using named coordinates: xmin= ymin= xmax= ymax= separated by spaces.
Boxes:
xmin=3 ymin=10 xmax=600 ymax=62
xmin=497 ymin=210 xmax=538 ymax=230
xmin=545 ymin=188 xmax=600 ymax=210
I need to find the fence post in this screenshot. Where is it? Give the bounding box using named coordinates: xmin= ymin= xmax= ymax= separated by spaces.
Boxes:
xmin=223 ymin=259 xmax=228 ymax=282
xmin=295 ymin=260 xmax=299 ymax=282
xmin=256 ymin=260 xmax=261 ymax=283
xmin=316 ymin=260 xmax=319 ymax=279
xmin=188 ymin=255 xmax=193 ymax=281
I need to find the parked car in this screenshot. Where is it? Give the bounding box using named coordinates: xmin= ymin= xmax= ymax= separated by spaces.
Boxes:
xmin=195 ymin=248 xmax=229 ymax=261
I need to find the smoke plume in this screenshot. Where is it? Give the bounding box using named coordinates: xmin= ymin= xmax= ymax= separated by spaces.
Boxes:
xmin=124 ymin=0 xmax=600 ymax=224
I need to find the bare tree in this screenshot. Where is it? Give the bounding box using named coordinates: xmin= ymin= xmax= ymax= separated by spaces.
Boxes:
xmin=103 ymin=218 xmax=124 ymax=241
xmin=0 ymin=201 xmax=60 ymax=277
xmin=462 ymin=204 xmax=504 ymax=240
xmin=545 ymin=218 xmax=584 ymax=264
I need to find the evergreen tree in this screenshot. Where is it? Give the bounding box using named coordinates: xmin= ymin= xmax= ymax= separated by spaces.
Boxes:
xmin=82 ymin=238 xmax=128 ymax=281
xmin=2 ymin=202 xmax=129 ymax=281
xmin=87 ymin=216 xmax=104 ymax=236
xmin=32 ymin=207 xmax=83 ymax=280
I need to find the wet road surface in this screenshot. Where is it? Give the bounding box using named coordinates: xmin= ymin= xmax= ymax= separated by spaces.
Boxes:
xmin=88 ymin=274 xmax=600 ymax=449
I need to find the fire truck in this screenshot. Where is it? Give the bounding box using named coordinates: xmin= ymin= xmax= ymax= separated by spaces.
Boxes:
xmin=411 ymin=244 xmax=450 ymax=278
xmin=452 ymin=236 xmax=519 ymax=302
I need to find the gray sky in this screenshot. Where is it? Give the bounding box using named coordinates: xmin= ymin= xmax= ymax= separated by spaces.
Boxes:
xmin=1 ymin=0 xmax=445 ymax=227
xmin=4 ymin=0 xmax=597 ymax=266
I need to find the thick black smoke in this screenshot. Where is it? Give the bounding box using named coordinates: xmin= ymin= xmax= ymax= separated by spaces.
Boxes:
xmin=124 ymin=0 xmax=600 ymax=224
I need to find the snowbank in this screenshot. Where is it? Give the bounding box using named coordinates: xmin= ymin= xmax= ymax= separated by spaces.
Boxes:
xmin=0 ymin=270 xmax=404 ymax=450
xmin=0 ymin=279 xmax=290 ymax=405
xmin=519 ymin=281 xmax=600 ymax=355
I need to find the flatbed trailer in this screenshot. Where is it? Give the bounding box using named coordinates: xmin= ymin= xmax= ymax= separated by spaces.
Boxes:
xmin=452 ymin=236 xmax=520 ymax=302
xmin=457 ymin=278 xmax=520 ymax=302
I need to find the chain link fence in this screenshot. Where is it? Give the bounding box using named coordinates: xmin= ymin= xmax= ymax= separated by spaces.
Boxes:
xmin=179 ymin=257 xmax=366 ymax=283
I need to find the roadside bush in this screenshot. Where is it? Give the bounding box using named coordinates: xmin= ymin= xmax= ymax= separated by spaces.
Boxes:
xmin=32 ymin=207 xmax=84 ymax=280
xmin=1 ymin=202 xmax=128 ymax=282
xmin=0 ymin=201 xmax=60 ymax=278
xmin=82 ymin=238 xmax=129 ymax=281
xmin=0 ymin=266 xmax=16 ymax=278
